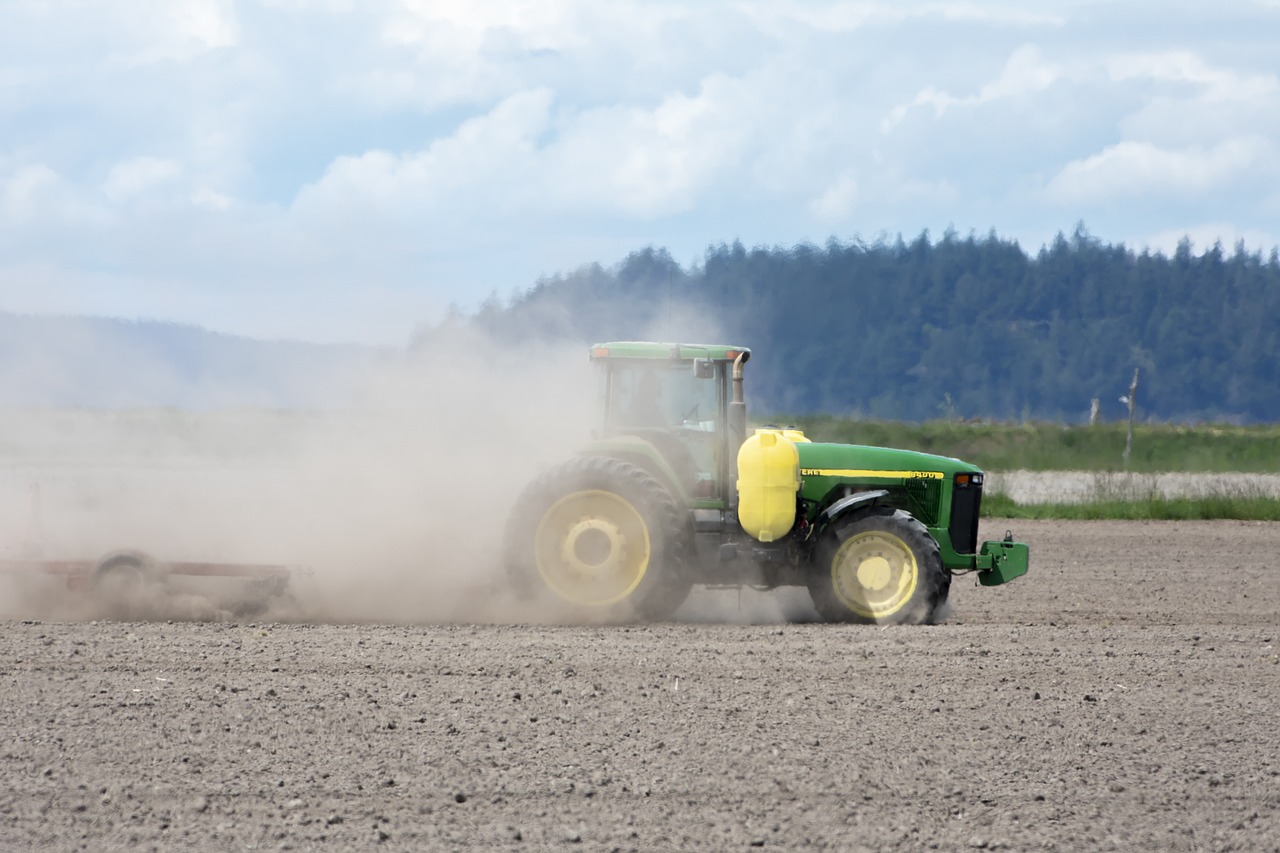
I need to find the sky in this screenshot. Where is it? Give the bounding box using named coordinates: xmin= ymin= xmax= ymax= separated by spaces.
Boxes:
xmin=1 ymin=0 xmax=1278 ymax=345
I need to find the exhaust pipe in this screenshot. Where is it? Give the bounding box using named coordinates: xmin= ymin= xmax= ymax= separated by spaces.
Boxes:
xmin=731 ymin=351 xmax=746 ymax=404
xmin=728 ymin=352 xmax=747 ymax=509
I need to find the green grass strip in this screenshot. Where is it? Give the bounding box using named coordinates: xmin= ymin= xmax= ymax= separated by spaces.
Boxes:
xmin=983 ymin=491 xmax=1280 ymax=521
xmin=783 ymin=416 xmax=1280 ymax=474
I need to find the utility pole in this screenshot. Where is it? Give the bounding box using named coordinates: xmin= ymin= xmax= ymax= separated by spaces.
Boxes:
xmin=1121 ymin=368 xmax=1139 ymax=469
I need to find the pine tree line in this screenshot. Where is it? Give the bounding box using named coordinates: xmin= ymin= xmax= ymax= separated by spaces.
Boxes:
xmin=419 ymin=226 xmax=1280 ymax=423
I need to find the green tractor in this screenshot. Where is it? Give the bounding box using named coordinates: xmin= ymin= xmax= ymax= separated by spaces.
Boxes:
xmin=504 ymin=342 xmax=1028 ymax=623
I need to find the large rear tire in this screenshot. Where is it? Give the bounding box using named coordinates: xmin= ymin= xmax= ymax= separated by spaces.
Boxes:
xmin=504 ymin=456 xmax=692 ymax=621
xmin=808 ymin=507 xmax=949 ymax=624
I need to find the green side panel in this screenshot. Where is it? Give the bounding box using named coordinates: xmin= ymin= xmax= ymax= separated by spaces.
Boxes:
xmin=931 ymin=529 xmax=968 ymax=570
xmin=795 ymin=443 xmax=971 ymax=527
xmin=795 ymin=442 xmax=982 ymax=570
xmin=591 ymin=342 xmax=751 ymax=363
xmin=795 ymin=442 xmax=971 ymax=481
xmin=977 ymin=540 xmax=1030 ymax=586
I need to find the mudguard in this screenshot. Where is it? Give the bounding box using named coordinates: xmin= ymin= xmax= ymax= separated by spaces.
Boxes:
xmin=819 ymin=489 xmax=890 ymax=524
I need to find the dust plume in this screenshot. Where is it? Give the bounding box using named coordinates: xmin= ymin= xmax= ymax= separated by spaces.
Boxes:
xmin=0 ymin=306 xmax=832 ymax=626
xmin=674 ymin=587 xmax=820 ymax=624
xmin=0 ymin=323 xmax=596 ymax=623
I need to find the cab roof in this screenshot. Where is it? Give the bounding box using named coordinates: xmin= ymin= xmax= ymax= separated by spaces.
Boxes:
xmin=590 ymin=342 xmax=751 ymax=363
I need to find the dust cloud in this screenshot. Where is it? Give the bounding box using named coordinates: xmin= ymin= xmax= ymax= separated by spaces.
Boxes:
xmin=0 ymin=309 xmax=826 ymax=626
xmin=0 ymin=324 xmax=597 ymax=623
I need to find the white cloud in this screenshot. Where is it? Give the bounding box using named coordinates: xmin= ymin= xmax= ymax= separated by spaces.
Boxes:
xmin=1107 ymin=51 xmax=1278 ymax=102
xmin=261 ymin=0 xmax=356 ymax=10
xmin=1 ymin=164 xmax=105 ymax=226
xmin=1045 ymin=137 xmax=1272 ymax=203
xmin=169 ymin=0 xmax=239 ymax=48
xmin=882 ymin=43 xmax=1063 ymax=130
xmin=545 ymin=73 xmax=757 ymax=218
xmin=386 ymin=0 xmax=581 ymax=51
xmin=9 ymin=0 xmax=245 ymax=68
xmin=117 ymin=0 xmax=240 ymax=64
xmin=292 ymin=88 xmax=554 ymax=218
xmin=1 ymin=0 xmax=1279 ymax=343
xmin=889 ymin=178 xmax=961 ymax=206
xmin=1106 ymin=50 xmax=1280 ymax=148
xmin=2 ymin=165 xmax=59 ymax=220
xmin=190 ymin=187 xmax=232 ymax=211
xmin=336 ymin=1 xmax=701 ymax=111
xmin=809 ymin=173 xmax=859 ymax=222
xmin=297 ymin=72 xmax=762 ymax=222
xmin=742 ymin=1 xmax=1064 ymax=34
xmin=103 ymin=157 xmax=183 ymax=203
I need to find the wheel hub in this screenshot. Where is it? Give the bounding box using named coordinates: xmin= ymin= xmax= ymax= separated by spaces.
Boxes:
xmin=534 ymin=489 xmax=651 ymax=607
xmin=855 ymin=555 xmax=892 ymax=591
xmin=831 ymin=530 xmax=919 ymax=619
xmin=561 ymin=518 xmax=626 ymax=575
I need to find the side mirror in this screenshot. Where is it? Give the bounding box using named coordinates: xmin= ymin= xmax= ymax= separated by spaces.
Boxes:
xmin=692 ymin=359 xmax=716 ymax=379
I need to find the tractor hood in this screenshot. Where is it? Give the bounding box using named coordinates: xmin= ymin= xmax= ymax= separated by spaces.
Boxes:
xmin=792 ymin=440 xmax=989 ymax=563
xmin=794 ymin=442 xmax=977 ymax=481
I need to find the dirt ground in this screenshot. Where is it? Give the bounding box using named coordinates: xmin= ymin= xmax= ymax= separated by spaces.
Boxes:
xmin=2 ymin=519 xmax=1279 ymax=852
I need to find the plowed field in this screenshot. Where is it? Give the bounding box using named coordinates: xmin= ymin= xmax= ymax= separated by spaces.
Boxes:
xmin=3 ymin=519 xmax=1278 ymax=851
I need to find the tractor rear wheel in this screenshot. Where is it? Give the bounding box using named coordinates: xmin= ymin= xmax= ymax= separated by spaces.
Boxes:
xmin=809 ymin=507 xmax=949 ymax=625
xmin=505 ymin=456 xmax=691 ymax=621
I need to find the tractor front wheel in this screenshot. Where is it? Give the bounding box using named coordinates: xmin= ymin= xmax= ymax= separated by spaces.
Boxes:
xmin=809 ymin=507 xmax=949 ymax=625
xmin=504 ymin=456 xmax=691 ymax=621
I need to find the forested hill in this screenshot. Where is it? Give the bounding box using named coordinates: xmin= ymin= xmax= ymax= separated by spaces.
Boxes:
xmin=426 ymin=228 xmax=1280 ymax=423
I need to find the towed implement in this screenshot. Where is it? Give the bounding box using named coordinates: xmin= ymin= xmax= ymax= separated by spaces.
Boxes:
xmin=0 ymin=551 xmax=292 ymax=595
xmin=0 ymin=549 xmax=296 ymax=617
xmin=1 ymin=484 xmax=298 ymax=616
xmin=505 ymin=342 xmax=1028 ymax=623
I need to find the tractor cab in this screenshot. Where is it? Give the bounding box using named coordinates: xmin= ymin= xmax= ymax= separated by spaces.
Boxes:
xmin=590 ymin=342 xmax=750 ymax=505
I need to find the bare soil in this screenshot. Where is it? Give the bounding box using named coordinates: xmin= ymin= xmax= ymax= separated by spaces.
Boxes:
xmin=3 ymin=519 xmax=1279 ymax=852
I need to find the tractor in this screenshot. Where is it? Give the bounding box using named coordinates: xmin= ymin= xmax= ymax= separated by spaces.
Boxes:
xmin=503 ymin=342 xmax=1028 ymax=623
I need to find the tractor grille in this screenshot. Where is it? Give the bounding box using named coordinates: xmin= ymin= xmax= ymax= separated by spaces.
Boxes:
xmin=949 ymin=481 xmax=983 ymax=555
xmin=900 ymin=478 xmax=941 ymax=527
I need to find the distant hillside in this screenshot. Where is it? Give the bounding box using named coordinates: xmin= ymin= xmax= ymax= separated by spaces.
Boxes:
xmin=423 ymin=227 xmax=1280 ymax=423
xmin=8 ymin=225 xmax=1279 ymax=422
xmin=0 ymin=313 xmax=383 ymax=408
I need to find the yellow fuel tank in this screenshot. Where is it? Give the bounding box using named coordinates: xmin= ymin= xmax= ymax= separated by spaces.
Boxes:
xmin=736 ymin=428 xmax=804 ymax=542
xmin=780 ymin=428 xmax=810 ymax=445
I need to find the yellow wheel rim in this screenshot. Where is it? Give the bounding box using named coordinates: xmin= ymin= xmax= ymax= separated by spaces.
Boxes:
xmin=534 ymin=490 xmax=651 ymax=606
xmin=830 ymin=530 xmax=918 ymax=620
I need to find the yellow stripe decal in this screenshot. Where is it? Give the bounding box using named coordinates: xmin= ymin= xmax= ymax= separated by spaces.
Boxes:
xmin=799 ymin=468 xmax=945 ymax=480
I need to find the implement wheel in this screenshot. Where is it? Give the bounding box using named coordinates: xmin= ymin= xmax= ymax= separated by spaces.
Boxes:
xmin=91 ymin=550 xmax=164 ymax=615
xmin=505 ymin=456 xmax=691 ymax=621
xmin=809 ymin=507 xmax=949 ymax=625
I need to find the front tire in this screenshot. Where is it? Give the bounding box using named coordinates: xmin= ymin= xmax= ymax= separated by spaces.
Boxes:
xmin=809 ymin=507 xmax=949 ymax=624
xmin=504 ymin=456 xmax=692 ymax=621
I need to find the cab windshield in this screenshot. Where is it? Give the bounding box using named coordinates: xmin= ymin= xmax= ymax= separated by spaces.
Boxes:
xmin=609 ymin=362 xmax=718 ymax=431
xmin=605 ymin=361 xmax=722 ymax=497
